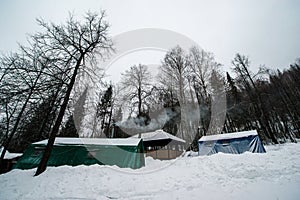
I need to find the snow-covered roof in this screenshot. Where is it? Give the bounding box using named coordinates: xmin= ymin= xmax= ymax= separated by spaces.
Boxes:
xmin=131 ymin=130 xmax=186 ymax=143
xmin=33 ymin=137 xmax=142 ymax=146
xmin=0 ymin=147 xmax=22 ymax=159
xmin=199 ymin=130 xmax=259 ymax=142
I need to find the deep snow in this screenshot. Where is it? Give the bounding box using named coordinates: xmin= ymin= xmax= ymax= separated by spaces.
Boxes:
xmin=0 ymin=143 xmax=300 ymax=200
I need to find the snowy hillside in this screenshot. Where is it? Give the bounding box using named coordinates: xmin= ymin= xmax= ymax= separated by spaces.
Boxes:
xmin=1 ymin=143 xmax=300 ymax=200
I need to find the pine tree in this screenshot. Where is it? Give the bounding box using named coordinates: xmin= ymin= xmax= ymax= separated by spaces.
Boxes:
xmin=60 ymin=115 xmax=79 ymax=138
xmin=98 ymin=85 xmax=113 ymax=137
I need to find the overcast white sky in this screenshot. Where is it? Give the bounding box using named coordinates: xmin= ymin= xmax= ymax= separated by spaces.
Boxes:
xmin=1 ymin=0 xmax=299 ymax=78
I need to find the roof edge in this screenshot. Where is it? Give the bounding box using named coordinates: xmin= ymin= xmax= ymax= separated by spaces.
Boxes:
xmin=199 ymin=130 xmax=259 ymax=142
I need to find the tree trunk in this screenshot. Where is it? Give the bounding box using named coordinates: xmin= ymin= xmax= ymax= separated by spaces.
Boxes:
xmin=35 ymin=56 xmax=83 ymax=176
xmin=138 ymin=86 xmax=142 ymax=116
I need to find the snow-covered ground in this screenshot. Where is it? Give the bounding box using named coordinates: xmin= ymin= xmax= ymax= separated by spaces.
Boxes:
xmin=1 ymin=143 xmax=300 ymax=200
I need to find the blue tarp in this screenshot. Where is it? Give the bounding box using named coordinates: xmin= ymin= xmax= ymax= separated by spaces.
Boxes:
xmin=198 ymin=130 xmax=266 ymax=156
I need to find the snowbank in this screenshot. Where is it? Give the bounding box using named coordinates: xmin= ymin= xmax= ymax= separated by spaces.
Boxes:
xmin=1 ymin=143 xmax=300 ymax=200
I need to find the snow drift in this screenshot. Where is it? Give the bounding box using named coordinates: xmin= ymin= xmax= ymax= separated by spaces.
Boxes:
xmin=0 ymin=142 xmax=300 ymax=200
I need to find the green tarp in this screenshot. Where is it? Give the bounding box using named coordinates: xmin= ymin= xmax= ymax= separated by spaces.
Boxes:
xmin=15 ymin=138 xmax=145 ymax=169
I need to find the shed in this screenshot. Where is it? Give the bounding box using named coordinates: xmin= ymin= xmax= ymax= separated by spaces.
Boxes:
xmin=198 ymin=130 xmax=266 ymax=155
xmin=15 ymin=137 xmax=145 ymax=169
xmin=0 ymin=147 xmax=22 ymax=173
xmin=131 ymin=130 xmax=186 ymax=160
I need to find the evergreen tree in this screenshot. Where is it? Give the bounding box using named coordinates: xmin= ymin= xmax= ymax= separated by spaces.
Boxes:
xmin=97 ymin=85 xmax=113 ymax=137
xmin=232 ymin=54 xmax=278 ymax=144
xmin=60 ymin=115 xmax=79 ymax=138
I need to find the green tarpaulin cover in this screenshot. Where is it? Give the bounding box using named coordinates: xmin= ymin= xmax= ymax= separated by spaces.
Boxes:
xmin=15 ymin=138 xmax=145 ymax=169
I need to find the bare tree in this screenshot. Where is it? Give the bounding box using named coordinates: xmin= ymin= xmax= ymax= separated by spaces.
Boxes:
xmin=120 ymin=64 xmax=153 ymax=117
xmin=118 ymin=64 xmax=154 ymax=136
xmin=189 ymin=47 xmax=220 ymax=100
xmin=0 ymin=45 xmax=52 ymax=170
xmin=160 ymin=46 xmax=189 ymax=104
xmin=34 ymin=11 xmax=113 ymax=176
xmin=159 ymin=46 xmax=194 ymax=143
xmin=189 ymin=46 xmax=222 ymax=136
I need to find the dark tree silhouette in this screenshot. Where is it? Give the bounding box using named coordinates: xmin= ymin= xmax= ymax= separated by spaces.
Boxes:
xmin=60 ymin=115 xmax=79 ymax=138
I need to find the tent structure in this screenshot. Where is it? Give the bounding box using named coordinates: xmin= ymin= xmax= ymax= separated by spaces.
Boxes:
xmin=15 ymin=137 xmax=145 ymax=170
xmin=131 ymin=129 xmax=186 ymax=160
xmin=198 ymin=130 xmax=266 ymax=155
xmin=0 ymin=147 xmax=22 ymax=173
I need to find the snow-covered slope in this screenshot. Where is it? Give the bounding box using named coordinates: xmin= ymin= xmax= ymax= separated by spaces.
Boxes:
xmin=1 ymin=143 xmax=300 ymax=200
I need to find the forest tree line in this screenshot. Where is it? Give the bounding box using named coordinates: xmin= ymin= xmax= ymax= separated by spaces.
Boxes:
xmin=0 ymin=10 xmax=299 ymax=170
xmin=105 ymin=48 xmax=300 ymax=150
